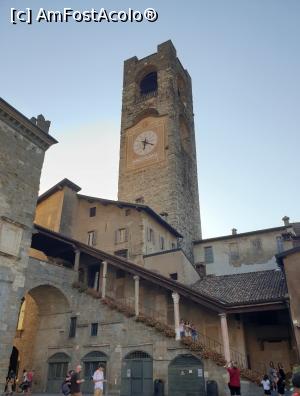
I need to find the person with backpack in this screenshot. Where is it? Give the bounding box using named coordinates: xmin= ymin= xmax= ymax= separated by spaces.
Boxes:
xmin=61 ymin=370 xmax=73 ymax=396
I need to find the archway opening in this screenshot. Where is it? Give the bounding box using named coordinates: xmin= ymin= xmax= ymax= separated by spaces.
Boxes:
xmin=9 ymin=285 xmax=70 ymax=392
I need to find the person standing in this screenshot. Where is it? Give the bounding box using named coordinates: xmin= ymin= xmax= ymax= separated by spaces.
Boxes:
xmin=226 ymin=361 xmax=241 ymax=396
xmin=26 ymin=370 xmax=34 ymax=394
xmin=179 ymin=319 xmax=185 ymax=339
xmin=92 ymin=365 xmax=106 ymax=396
xmin=70 ymin=365 xmax=84 ymax=396
xmin=277 ymin=365 xmax=286 ymax=396
xmin=268 ymin=361 xmax=277 ymax=391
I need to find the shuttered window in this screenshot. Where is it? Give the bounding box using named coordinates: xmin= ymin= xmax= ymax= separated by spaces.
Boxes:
xmin=204 ymin=246 xmax=214 ymax=263
xmin=115 ymin=228 xmax=129 ymax=244
xmin=147 ymin=228 xmax=155 ymax=243
xmin=87 ymin=230 xmax=97 ymax=246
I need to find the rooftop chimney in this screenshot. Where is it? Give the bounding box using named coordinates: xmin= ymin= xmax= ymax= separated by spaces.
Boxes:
xmin=31 ymin=114 xmax=51 ymax=133
xmin=282 ymin=216 xmax=290 ymax=227
xmin=232 ymin=228 xmax=237 ymax=235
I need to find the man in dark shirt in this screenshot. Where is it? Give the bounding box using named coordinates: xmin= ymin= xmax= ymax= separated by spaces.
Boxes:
xmin=70 ymin=365 xmax=84 ymax=396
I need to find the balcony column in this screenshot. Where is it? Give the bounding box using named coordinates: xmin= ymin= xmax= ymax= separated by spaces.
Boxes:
xmin=133 ymin=275 xmax=140 ymax=316
xmin=172 ymin=292 xmax=181 ymax=340
xmin=219 ymin=313 xmax=231 ymax=363
xmin=74 ymin=249 xmax=80 ymax=272
xmin=101 ymin=261 xmax=108 ymax=299
xmin=97 ymin=262 xmax=101 ymax=291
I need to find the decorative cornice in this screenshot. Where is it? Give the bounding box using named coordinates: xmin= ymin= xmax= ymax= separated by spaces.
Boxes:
xmin=0 ymin=97 xmax=58 ymax=151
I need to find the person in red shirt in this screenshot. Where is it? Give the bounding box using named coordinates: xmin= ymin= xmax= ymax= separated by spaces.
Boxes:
xmin=292 ymin=372 xmax=300 ymax=396
xmin=226 ymin=361 xmax=241 ymax=396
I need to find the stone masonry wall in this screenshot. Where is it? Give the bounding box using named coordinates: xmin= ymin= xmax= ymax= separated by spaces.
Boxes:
xmin=0 ymin=115 xmax=48 ymax=391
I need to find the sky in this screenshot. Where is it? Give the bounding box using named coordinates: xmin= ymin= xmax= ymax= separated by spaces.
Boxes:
xmin=1 ymin=0 xmax=299 ymax=238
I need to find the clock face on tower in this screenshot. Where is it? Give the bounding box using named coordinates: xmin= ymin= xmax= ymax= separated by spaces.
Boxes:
xmin=133 ymin=130 xmax=158 ymax=156
xmin=125 ymin=116 xmax=167 ymax=171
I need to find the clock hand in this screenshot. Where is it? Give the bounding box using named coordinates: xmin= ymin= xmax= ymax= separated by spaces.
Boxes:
xmin=140 ymin=139 xmax=154 ymax=146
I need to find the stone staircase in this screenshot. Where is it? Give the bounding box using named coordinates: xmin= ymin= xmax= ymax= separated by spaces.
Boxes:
xmin=72 ymin=282 xmax=263 ymax=386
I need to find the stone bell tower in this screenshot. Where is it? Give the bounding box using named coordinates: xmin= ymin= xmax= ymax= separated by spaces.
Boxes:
xmin=118 ymin=40 xmax=201 ymax=260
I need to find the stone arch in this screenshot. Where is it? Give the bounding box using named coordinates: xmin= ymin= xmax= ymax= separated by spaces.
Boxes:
xmin=25 ymin=283 xmax=71 ymax=314
xmin=131 ymin=108 xmax=160 ymax=127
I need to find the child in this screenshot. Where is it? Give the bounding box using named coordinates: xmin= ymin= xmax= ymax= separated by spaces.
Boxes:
xmin=292 ymin=372 xmax=300 ymax=396
xmin=261 ymin=374 xmax=271 ymax=395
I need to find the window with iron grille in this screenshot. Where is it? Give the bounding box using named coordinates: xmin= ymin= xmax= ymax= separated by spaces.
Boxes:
xmin=125 ymin=351 xmax=152 ymax=360
xmin=91 ymin=323 xmax=98 ymax=337
xmin=140 ymin=72 xmax=158 ymax=95
xmin=69 ymin=317 xmax=77 ymax=338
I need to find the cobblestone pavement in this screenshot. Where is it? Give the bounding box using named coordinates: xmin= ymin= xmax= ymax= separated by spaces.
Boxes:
xmin=1 ymin=389 xmax=293 ymax=396
xmin=23 ymin=391 xmax=294 ymax=396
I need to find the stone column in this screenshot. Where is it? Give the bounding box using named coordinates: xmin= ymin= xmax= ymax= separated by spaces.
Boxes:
xmin=101 ymin=261 xmax=108 ymax=299
xmin=96 ymin=262 xmax=101 ymax=291
xmin=133 ymin=276 xmax=140 ymax=316
xmin=172 ymin=292 xmax=180 ymax=340
xmin=74 ymin=249 xmax=80 ymax=271
xmin=219 ymin=313 xmax=231 ymax=363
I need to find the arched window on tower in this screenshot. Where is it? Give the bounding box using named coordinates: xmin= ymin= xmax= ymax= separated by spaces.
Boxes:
xmin=140 ymin=72 xmax=158 ymax=95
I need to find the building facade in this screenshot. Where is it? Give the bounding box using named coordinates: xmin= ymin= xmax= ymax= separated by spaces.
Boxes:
xmin=0 ymin=99 xmax=56 ymax=391
xmin=194 ymin=218 xmax=300 ymax=276
xmin=2 ymin=41 xmax=300 ymax=396
xmin=12 ymin=225 xmax=297 ymax=396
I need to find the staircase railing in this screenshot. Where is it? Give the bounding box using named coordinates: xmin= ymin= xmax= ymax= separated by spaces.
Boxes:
xmin=73 ymin=284 xmax=265 ymax=383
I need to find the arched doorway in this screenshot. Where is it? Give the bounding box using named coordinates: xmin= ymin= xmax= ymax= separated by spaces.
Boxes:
xmin=47 ymin=352 xmax=70 ymax=393
xmin=121 ymin=351 xmax=153 ymax=396
xmin=8 ymin=346 xmax=19 ymax=377
xmin=168 ymin=354 xmax=205 ymax=396
xmin=81 ymin=351 xmax=108 ymax=394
